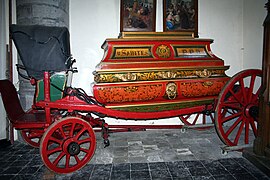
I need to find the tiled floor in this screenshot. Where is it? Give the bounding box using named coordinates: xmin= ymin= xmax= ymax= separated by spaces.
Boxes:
xmin=0 ymin=128 xmax=269 ymax=180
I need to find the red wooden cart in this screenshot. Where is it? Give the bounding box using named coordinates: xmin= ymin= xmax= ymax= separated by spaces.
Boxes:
xmin=0 ymin=25 xmax=262 ymax=174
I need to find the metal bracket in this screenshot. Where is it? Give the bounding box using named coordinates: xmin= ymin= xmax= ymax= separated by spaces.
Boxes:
xmin=221 ymin=144 xmax=252 ymax=155
xmin=183 ymin=123 xmax=214 ymax=129
xmin=101 ymin=120 xmax=110 ymax=148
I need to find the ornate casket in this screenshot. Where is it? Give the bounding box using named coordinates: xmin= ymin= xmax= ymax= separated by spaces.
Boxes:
xmin=93 ymin=32 xmax=230 ymax=112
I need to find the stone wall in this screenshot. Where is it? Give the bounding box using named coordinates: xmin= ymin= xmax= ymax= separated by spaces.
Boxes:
xmin=16 ymin=0 xmax=69 ymax=27
xmin=15 ymin=0 xmax=69 ymax=110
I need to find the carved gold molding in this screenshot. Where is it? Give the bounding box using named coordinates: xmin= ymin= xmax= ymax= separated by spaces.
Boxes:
xmin=94 ymin=68 xmax=227 ymax=83
xmin=196 ymin=69 xmax=212 ymax=78
xmin=115 ymin=73 xmax=137 ymax=81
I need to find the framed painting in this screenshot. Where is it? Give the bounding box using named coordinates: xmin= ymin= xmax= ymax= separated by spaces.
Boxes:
xmin=120 ymin=0 xmax=156 ymax=32
xmin=163 ymin=0 xmax=198 ymax=37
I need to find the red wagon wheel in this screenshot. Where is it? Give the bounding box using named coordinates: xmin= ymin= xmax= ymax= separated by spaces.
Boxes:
xmin=20 ymin=129 xmax=43 ymax=148
xmin=179 ymin=111 xmax=215 ymax=130
xmin=40 ymin=117 xmax=96 ymax=174
xmin=215 ymin=69 xmax=262 ymax=147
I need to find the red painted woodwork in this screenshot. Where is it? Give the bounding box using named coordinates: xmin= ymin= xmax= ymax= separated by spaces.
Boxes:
xmin=95 ymin=39 xmax=225 ymax=71
xmin=0 ymin=80 xmax=47 ymax=129
xmin=93 ymin=37 xmax=230 ymax=112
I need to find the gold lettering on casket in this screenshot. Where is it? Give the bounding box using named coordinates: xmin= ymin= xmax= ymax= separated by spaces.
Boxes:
xmin=114 ymin=48 xmax=150 ymax=58
xmin=176 ymin=47 xmax=208 ymax=57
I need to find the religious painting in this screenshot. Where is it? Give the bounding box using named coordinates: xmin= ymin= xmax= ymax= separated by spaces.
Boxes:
xmin=163 ymin=0 xmax=198 ymax=37
xmin=120 ymin=0 xmax=156 ymax=32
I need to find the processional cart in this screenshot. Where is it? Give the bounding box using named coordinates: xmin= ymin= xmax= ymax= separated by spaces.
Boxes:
xmin=0 ymin=25 xmax=262 ymax=174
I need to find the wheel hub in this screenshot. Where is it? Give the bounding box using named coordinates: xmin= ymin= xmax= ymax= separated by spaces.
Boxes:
xmin=67 ymin=142 xmax=80 ymax=156
xmin=248 ymin=105 xmax=259 ymax=118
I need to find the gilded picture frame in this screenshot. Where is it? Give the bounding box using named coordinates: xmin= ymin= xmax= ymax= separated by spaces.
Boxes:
xmin=163 ymin=0 xmax=198 ymax=37
xmin=120 ymin=0 xmax=156 ymax=32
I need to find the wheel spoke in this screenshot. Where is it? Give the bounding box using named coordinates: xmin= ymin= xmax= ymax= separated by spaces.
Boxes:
xmin=221 ymin=108 xmax=227 ymax=117
xmin=74 ymin=127 xmax=88 ymax=140
xmin=65 ymin=154 xmax=71 ymax=168
xmin=221 ymin=102 xmax=242 ymax=110
xmin=59 ymin=126 xmax=67 ymax=139
xmin=47 ymin=147 xmax=62 ymax=156
xmin=233 ymin=120 xmax=245 ymax=144
xmin=249 ymin=118 xmax=257 ymax=136
xmin=229 ymin=89 xmax=245 ymax=106
xmin=202 ymin=114 xmax=206 ymax=124
xmin=224 ymin=108 xmax=238 ymax=116
xmin=221 ymin=111 xmax=242 ymax=124
xmin=53 ymin=151 xmax=65 ymax=166
xmin=49 ymin=136 xmax=62 ymax=145
xmin=80 ymin=147 xmax=89 ymax=153
xmin=69 ymin=122 xmax=76 ymax=137
xmin=180 ymin=114 xmax=191 ymax=121
xmin=74 ymin=155 xmax=81 ymax=163
xmin=209 ymin=113 xmax=214 ymax=123
xmin=193 ymin=113 xmax=200 ymax=125
xmin=248 ymin=74 xmax=256 ymax=102
xmin=252 ymin=86 xmax=262 ymax=102
xmin=225 ymin=117 xmax=242 ymax=137
xmin=179 ymin=111 xmax=214 ymax=130
xmin=78 ymin=138 xmax=92 ymax=145
xmin=239 ymin=78 xmax=248 ymax=104
xmin=185 ymin=114 xmax=192 ymax=119
xmin=245 ymin=118 xmax=249 ymax=144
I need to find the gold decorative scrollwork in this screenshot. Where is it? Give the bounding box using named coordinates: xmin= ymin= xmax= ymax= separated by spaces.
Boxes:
xmin=203 ymin=81 xmax=213 ymax=87
xmin=180 ymin=80 xmax=227 ymax=97
xmin=96 ymin=84 xmax=163 ymax=103
xmin=116 ymin=73 xmax=137 ymax=81
xmin=124 ymin=86 xmax=138 ymax=93
xmin=166 ymin=82 xmax=177 ymax=100
xmin=156 ymin=45 xmax=171 ymax=58
xmin=196 ymin=69 xmax=212 ymax=78
xmin=157 ymin=71 xmax=177 ymax=79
